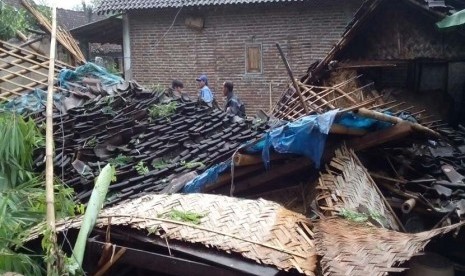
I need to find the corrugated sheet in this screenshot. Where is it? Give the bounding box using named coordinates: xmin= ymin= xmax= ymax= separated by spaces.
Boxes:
xmin=97 ymin=0 xmax=311 ymax=13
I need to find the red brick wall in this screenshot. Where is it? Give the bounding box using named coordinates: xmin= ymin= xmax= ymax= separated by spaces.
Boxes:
xmin=129 ymin=0 xmax=361 ymax=115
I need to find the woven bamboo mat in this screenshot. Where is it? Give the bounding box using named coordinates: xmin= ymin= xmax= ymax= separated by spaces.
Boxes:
xmin=314 ymin=218 xmax=464 ymax=276
xmin=30 ymin=193 xmax=317 ymax=275
xmin=315 ymin=145 xmax=400 ymax=230
xmin=247 ymin=184 xmax=309 ymax=214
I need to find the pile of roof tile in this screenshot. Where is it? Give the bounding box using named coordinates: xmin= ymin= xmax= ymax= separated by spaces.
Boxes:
xmin=31 ymin=81 xmax=265 ymax=205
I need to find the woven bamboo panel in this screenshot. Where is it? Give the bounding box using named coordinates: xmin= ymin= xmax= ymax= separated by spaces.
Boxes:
xmin=31 ymin=194 xmax=317 ymax=275
xmin=315 ymin=145 xmax=400 ymax=230
xmin=314 ymin=218 xmax=464 ymax=276
xmin=247 ymin=184 xmax=308 ymax=214
xmin=343 ymin=1 xmax=465 ymax=60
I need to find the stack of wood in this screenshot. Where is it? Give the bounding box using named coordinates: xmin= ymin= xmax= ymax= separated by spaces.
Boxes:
xmin=21 ymin=0 xmax=86 ymax=64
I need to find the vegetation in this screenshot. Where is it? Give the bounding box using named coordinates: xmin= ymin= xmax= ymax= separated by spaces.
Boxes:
xmin=148 ymin=102 xmax=177 ymax=119
xmin=182 ymin=161 xmax=205 ymax=169
xmin=166 ymin=210 xmax=206 ymax=225
xmin=0 ymin=1 xmax=52 ymax=41
xmin=152 ymin=159 xmax=169 ymax=170
xmin=109 ymin=154 xmax=133 ymax=168
xmin=0 ymin=113 xmax=44 ymax=189
xmin=135 ymin=161 xmax=149 ymax=175
xmin=0 ymin=112 xmax=77 ymax=275
xmin=101 ymin=105 xmax=117 ymax=116
xmin=67 ymin=164 xmax=115 ymax=274
xmin=85 ymin=136 xmax=97 ymax=147
xmin=0 ymin=2 xmax=29 ymax=40
xmin=339 ymin=208 xmax=385 ymax=226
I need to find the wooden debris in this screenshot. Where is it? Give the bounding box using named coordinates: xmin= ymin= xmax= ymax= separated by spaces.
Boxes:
xmin=314 ymin=218 xmax=464 ymax=276
xmin=0 ymin=39 xmax=72 ymax=98
xmin=315 ymin=145 xmax=402 ymax=231
xmin=347 ymin=122 xmax=413 ymax=151
xmin=21 ymin=0 xmax=86 ymax=64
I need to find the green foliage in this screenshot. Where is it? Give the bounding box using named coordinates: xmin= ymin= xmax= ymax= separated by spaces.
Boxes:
xmin=0 ymin=113 xmax=44 ymax=190
xmin=105 ymin=63 xmax=119 ymax=75
xmin=0 ymin=177 xmax=76 ymax=275
xmin=183 ymin=161 xmax=205 ymax=169
xmin=0 ymin=112 xmax=77 ymax=275
xmin=69 ymin=164 xmax=115 ymax=270
xmin=0 ymin=1 xmax=52 ymax=41
xmin=152 ymin=159 xmax=169 ymax=170
xmin=102 ymin=105 xmax=117 ymax=116
xmin=135 ymin=161 xmax=149 ymax=175
xmin=339 ymin=208 xmax=385 ymax=226
xmin=109 ymin=154 xmax=133 ymax=168
xmin=85 ymin=136 xmax=97 ymax=147
xmin=149 ymin=102 xmax=177 ymax=119
xmin=166 ymin=209 xmax=206 ymax=225
xmin=0 ymin=2 xmax=29 ymax=40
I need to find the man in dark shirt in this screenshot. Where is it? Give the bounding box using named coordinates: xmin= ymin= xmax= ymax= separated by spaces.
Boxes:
xmin=223 ymin=81 xmax=245 ymax=118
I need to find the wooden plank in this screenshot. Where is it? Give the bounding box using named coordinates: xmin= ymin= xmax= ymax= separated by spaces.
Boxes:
xmin=347 ymin=122 xmax=413 ymax=151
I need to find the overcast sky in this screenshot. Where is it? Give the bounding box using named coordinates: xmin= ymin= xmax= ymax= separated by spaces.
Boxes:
xmin=34 ymin=0 xmax=93 ymax=10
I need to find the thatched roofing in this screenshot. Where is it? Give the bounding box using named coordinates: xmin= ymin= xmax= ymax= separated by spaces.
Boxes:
xmin=30 ymin=193 xmax=317 ymax=275
xmin=315 ymin=145 xmax=401 ymax=230
xmin=314 ymin=218 xmax=464 ymax=276
xmin=27 ymin=192 xmax=464 ymax=275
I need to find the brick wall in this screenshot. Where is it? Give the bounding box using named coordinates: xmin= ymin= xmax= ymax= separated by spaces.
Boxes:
xmin=129 ymin=0 xmax=361 ymax=115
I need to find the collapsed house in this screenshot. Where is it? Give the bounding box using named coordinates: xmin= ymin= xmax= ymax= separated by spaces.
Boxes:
xmin=3 ymin=0 xmax=465 ymax=275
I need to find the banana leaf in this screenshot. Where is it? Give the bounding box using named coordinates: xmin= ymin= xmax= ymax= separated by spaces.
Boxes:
xmin=68 ymin=164 xmax=115 ymax=272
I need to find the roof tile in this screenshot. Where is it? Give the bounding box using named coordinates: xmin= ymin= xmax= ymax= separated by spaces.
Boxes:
xmin=97 ymin=0 xmax=309 ymax=12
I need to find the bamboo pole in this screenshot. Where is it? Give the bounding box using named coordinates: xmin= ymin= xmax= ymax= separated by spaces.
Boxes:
xmin=354 ymin=108 xmax=440 ymax=137
xmin=312 ymin=83 xmax=374 ymax=110
xmin=0 ymin=46 xmax=61 ymax=72
xmin=20 ymin=0 xmax=86 ymax=64
xmin=276 ymin=43 xmax=309 ymax=114
xmin=16 ymin=30 xmax=45 ymax=55
xmin=45 ymin=4 xmax=57 ymax=275
xmin=0 ymin=39 xmax=73 ymax=68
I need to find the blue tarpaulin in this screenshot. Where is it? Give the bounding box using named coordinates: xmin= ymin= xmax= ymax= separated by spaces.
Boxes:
xmin=1 ymin=63 xmax=123 ymax=114
xmin=182 ymin=161 xmax=231 ymax=193
xmin=183 ymin=110 xmax=339 ymax=193
xmin=58 ymin=62 xmax=123 ymax=89
xmin=261 ymin=110 xmax=338 ymax=168
xmin=0 ymin=89 xmax=62 ymax=114
xmin=336 ymin=112 xmax=392 ymax=130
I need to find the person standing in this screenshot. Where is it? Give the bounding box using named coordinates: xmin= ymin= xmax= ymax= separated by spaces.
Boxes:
xmin=196 ymin=74 xmax=214 ymax=106
xmin=223 ymin=81 xmax=245 ymax=118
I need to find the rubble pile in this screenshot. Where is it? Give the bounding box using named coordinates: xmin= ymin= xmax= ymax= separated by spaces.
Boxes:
xmin=31 ymin=81 xmax=265 ymax=205
xmin=360 ymin=126 xmax=465 ymax=230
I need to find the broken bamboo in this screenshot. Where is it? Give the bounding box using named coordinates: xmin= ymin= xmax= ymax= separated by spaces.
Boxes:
xmin=354 ymin=108 xmax=440 ymax=138
xmin=276 ymin=43 xmax=309 ymax=114
xmin=401 ymin=198 xmax=416 ymax=214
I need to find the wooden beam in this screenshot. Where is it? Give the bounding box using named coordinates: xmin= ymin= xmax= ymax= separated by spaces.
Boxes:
xmin=347 ymin=122 xmax=413 ymax=151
